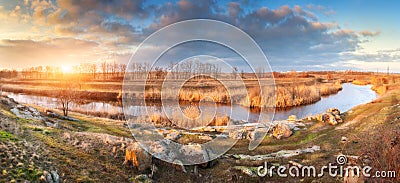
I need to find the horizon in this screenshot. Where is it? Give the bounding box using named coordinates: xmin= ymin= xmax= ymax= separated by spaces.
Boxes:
xmin=0 ymin=0 xmax=399 ymax=72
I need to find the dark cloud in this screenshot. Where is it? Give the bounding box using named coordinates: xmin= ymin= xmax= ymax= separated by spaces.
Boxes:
xmin=135 ymin=1 xmax=362 ymax=69
xmin=0 ymin=0 xmax=388 ymax=71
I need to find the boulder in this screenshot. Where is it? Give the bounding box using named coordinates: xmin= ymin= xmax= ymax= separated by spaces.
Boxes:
xmin=272 ymin=123 xmax=293 ymax=139
xmin=322 ymin=113 xmax=338 ymax=125
xmin=46 ymin=110 xmax=79 ymax=122
xmin=287 ymin=115 xmax=297 ymax=122
xmin=327 ymin=108 xmax=340 ymax=115
xmin=0 ymin=97 xmax=18 ymax=108
xmin=11 ymin=105 xmax=43 ymax=120
xmin=198 ymin=135 xmax=213 ymax=141
xmin=229 ymin=129 xmax=246 ymax=140
xmin=334 ymin=115 xmax=343 ymax=123
xmin=165 ymin=131 xmax=181 ymax=141
xmin=44 ymin=170 xmax=60 ymax=183
xmin=124 ymin=142 xmax=152 ymax=171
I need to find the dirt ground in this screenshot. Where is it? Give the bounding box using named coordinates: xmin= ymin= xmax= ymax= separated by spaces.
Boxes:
xmin=0 ymin=79 xmax=399 ymax=182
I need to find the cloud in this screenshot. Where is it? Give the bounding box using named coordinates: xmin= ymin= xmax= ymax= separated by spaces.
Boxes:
xmin=0 ymin=0 xmax=387 ymax=71
xmin=306 ymin=4 xmax=335 ymax=16
xmin=359 ymin=30 xmax=381 ymax=37
xmin=0 ymin=38 xmax=100 ymax=68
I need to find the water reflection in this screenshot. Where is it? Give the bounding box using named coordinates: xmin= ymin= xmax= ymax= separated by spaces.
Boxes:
xmin=4 ymin=83 xmax=377 ymax=122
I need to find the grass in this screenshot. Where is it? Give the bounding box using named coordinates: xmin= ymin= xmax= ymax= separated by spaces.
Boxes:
xmin=0 ymin=129 xmax=18 ymax=141
xmin=1 ymin=72 xmax=400 ymax=182
xmin=242 ymin=81 xmax=342 ymax=108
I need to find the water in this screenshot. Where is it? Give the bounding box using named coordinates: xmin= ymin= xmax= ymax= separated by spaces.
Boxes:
xmin=3 ymin=83 xmax=377 ymax=122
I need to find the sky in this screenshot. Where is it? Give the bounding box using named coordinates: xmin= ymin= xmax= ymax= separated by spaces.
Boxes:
xmin=0 ymin=0 xmax=399 ymax=72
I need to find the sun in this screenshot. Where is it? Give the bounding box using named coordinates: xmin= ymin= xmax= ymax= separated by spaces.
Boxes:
xmin=61 ymin=66 xmax=73 ymax=73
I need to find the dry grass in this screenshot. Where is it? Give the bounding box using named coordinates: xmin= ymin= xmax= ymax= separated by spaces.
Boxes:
xmin=183 ymin=105 xmax=200 ymax=120
xmin=242 ymin=81 xmax=342 ymax=108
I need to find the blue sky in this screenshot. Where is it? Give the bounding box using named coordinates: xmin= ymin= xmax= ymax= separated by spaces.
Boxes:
xmin=0 ymin=0 xmax=399 ymax=72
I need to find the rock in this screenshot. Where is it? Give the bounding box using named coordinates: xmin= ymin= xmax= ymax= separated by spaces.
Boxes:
xmin=0 ymin=97 xmax=18 ymax=108
xmin=232 ymin=166 xmax=258 ymax=177
xmin=288 ymin=160 xmax=303 ymax=168
xmin=179 ymin=143 xmax=205 ymax=163
xmin=45 ymin=122 xmax=54 ymax=127
xmin=321 ymin=113 xmax=338 ymax=125
xmin=132 ymin=174 xmax=153 ymax=183
xmin=272 ymin=123 xmax=292 ymax=139
xmin=287 ymin=115 xmax=297 ymax=122
xmin=334 ymin=115 xmax=343 ymax=123
xmin=229 ymin=130 xmax=243 ymax=140
xmin=198 ymin=135 xmax=213 ymax=141
xmin=246 ymin=131 xmax=255 ymax=141
xmin=165 ymin=131 xmax=181 ymax=141
xmin=317 ymin=108 xmax=343 ymax=125
xmin=11 ymin=105 xmax=43 ymax=120
xmin=53 ymin=122 xmax=61 ymax=129
xmin=341 ymin=136 xmax=348 ymax=143
xmin=63 ymin=132 xmax=71 ymax=140
xmin=44 ymin=170 xmax=60 ymax=183
xmin=327 ymin=108 xmax=340 ymax=115
xmin=124 ymin=142 xmax=152 ymax=171
xmin=46 ymin=110 xmax=79 ymax=122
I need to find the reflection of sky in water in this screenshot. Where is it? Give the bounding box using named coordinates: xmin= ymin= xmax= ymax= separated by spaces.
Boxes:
xmin=4 ymin=83 xmax=377 ymax=122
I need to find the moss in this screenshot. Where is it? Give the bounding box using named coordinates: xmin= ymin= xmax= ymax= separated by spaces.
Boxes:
xmin=299 ymin=132 xmax=318 ymax=144
xmin=0 ymin=130 xmax=18 ymax=142
xmin=8 ymin=167 xmax=43 ymax=181
xmin=0 ymin=108 xmax=16 ymax=118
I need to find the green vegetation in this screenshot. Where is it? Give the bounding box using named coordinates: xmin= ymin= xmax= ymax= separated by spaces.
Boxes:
xmin=0 ymin=130 xmax=18 ymax=141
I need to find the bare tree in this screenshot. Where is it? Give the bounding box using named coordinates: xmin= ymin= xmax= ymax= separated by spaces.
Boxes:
xmin=101 ymin=61 xmax=108 ymax=79
xmin=232 ymin=66 xmax=238 ymax=80
xmin=57 ymin=78 xmax=79 ymax=116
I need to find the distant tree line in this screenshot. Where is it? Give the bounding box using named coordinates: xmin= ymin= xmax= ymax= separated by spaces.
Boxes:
xmin=17 ymin=61 xmax=277 ymax=81
xmin=0 ymin=69 xmax=18 ymax=78
xmin=20 ymin=62 xmax=127 ymax=80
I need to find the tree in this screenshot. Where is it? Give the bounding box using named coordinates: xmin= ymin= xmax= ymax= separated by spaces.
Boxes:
xmin=101 ymin=61 xmax=108 ymax=79
xmin=57 ymin=78 xmax=79 ymax=116
xmin=232 ymin=66 xmax=238 ymax=80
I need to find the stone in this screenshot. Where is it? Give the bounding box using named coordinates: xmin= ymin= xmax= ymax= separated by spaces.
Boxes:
xmin=46 ymin=110 xmax=79 ymax=122
xmin=272 ymin=123 xmax=292 ymax=139
xmin=179 ymin=143 xmax=205 ymax=163
xmin=124 ymin=142 xmax=152 ymax=171
xmin=327 ymin=108 xmax=340 ymax=115
xmin=334 ymin=115 xmax=343 ymax=123
xmin=229 ymin=130 xmax=245 ymax=140
xmin=232 ymin=166 xmax=258 ymax=177
xmin=132 ymin=174 xmax=153 ymax=183
xmin=198 ymin=135 xmax=213 ymax=141
xmin=287 ymin=115 xmax=297 ymax=122
xmin=11 ymin=105 xmax=43 ymax=120
xmin=341 ymin=136 xmax=348 ymax=143
xmin=165 ymin=131 xmax=181 ymax=141
xmin=44 ymin=170 xmax=60 ymax=183
xmin=321 ymin=113 xmax=338 ymax=125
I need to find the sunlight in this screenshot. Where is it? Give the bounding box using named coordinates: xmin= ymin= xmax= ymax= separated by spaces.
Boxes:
xmin=61 ymin=66 xmax=73 ymax=73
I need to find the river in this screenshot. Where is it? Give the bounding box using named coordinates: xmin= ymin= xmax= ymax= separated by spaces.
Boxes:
xmin=3 ymin=83 xmax=377 ymax=122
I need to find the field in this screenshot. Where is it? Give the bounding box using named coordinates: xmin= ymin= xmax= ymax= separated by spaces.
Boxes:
xmin=1 ymin=71 xmax=399 ymax=182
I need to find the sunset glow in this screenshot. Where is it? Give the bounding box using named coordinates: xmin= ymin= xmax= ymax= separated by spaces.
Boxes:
xmin=61 ymin=66 xmax=73 ymax=74
xmin=0 ymin=0 xmax=399 ymax=72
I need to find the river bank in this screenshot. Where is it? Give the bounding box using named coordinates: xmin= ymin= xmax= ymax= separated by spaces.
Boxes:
xmin=0 ymin=74 xmax=398 ymax=182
